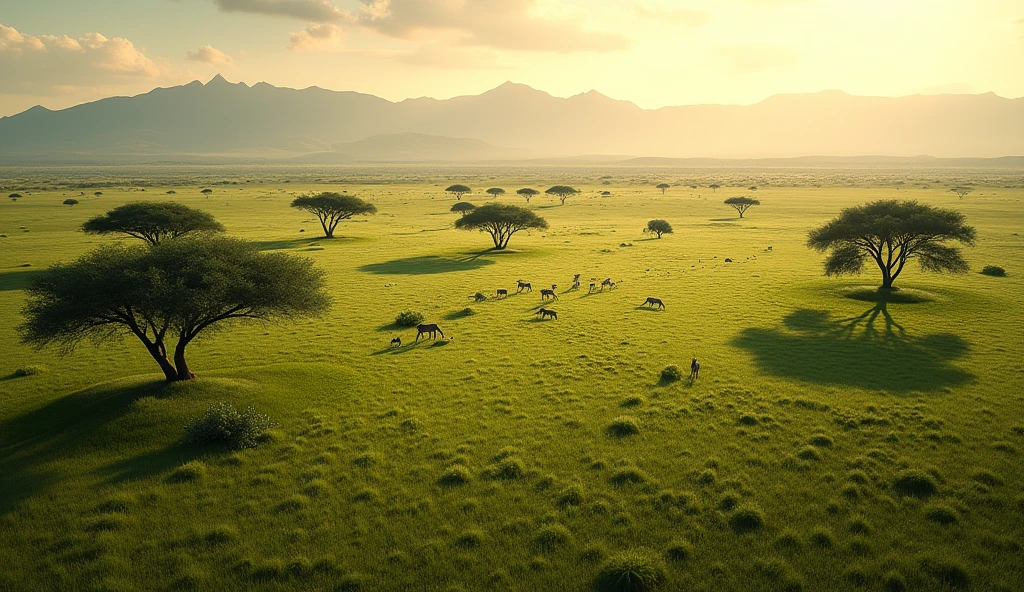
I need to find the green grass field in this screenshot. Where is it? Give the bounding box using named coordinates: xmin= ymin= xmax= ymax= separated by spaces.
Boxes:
xmin=1 ymin=168 xmax=1022 ymax=591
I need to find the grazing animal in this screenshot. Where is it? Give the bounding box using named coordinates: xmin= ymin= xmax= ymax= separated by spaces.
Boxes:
xmin=541 ymin=289 xmax=558 ymax=300
xmin=571 ymin=274 xmax=581 ymax=290
xmin=390 ymin=337 xmax=401 ymax=348
xmin=473 ymin=292 xmax=487 ymax=302
xmin=516 ymin=279 xmax=532 ymax=293
xmin=601 ymin=278 xmax=616 ymax=291
xmin=724 ymin=258 xmax=733 ymax=263
xmin=589 ymin=283 xmax=597 ymax=293
xmin=642 ymin=297 xmax=665 ymax=310
xmin=536 ymin=308 xmax=558 ymax=320
xmin=415 ymin=323 xmax=444 ymax=341
xmin=496 ymin=288 xmax=508 ymax=298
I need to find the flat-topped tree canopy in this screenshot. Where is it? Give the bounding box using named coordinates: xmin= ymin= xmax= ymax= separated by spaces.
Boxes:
xmin=445 ymin=184 xmax=471 ymax=200
xmin=724 ymin=196 xmax=761 ymax=218
xmin=291 ymin=192 xmax=376 ymax=238
xmin=656 ymin=183 xmax=670 ymax=194
xmin=82 ymin=201 xmax=224 ymax=244
xmin=485 ymin=188 xmax=505 ymax=198
xmin=451 ymin=201 xmax=477 ymax=216
xmin=950 ymin=186 xmax=972 ymax=199
xmin=545 ymin=185 xmax=578 ymax=204
xmin=647 ymin=219 xmax=673 ymax=238
xmin=807 ymin=199 xmax=976 ymax=290
xmin=516 ymin=188 xmax=539 ymax=202
xmin=454 ymin=203 xmax=548 ymax=249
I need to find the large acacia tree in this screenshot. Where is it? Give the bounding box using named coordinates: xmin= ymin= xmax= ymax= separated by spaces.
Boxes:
xmin=20 ymin=237 xmax=330 ymax=382
xmin=807 ymin=200 xmax=976 ymax=290
xmin=724 ymin=196 xmax=760 ymax=218
xmin=291 ymin=192 xmax=376 ymax=238
xmin=546 ymin=185 xmax=578 ymax=205
xmin=82 ymin=202 xmax=224 ymax=244
xmin=485 ymin=188 xmax=506 ymax=199
xmin=516 ymin=188 xmax=539 ymax=203
xmin=454 ymin=203 xmax=548 ymax=249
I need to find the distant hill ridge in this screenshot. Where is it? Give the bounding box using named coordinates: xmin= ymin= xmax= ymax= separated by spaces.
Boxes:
xmin=0 ymin=75 xmax=1021 ymax=163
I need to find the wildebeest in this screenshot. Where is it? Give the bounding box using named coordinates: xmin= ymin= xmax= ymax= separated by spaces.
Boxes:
xmin=416 ymin=323 xmax=444 ymax=341
xmin=589 ymin=283 xmax=597 ymax=293
xmin=496 ymin=289 xmax=508 ymax=298
xmin=642 ymin=297 xmax=665 ymax=310
xmin=536 ymin=308 xmax=558 ymax=320
xmin=517 ymin=279 xmax=532 ymax=293
xmin=601 ymin=278 xmax=616 ymax=291
xmin=473 ymin=292 xmax=487 ymax=302
xmin=390 ymin=337 xmax=402 ymax=348
xmin=541 ymin=288 xmax=558 ymax=300
xmin=571 ymin=274 xmax=581 ymax=290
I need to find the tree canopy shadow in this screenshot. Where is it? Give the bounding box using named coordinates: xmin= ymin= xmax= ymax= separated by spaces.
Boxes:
xmin=0 ymin=379 xmax=172 ymax=514
xmin=732 ymin=302 xmax=972 ymax=392
xmin=255 ymin=237 xmax=330 ymax=251
xmin=0 ymin=269 xmax=43 ymax=291
xmin=358 ymin=255 xmax=495 ymax=275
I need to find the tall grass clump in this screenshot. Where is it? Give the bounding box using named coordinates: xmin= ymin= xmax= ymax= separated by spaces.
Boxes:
xmin=892 ymin=470 xmax=938 ymax=498
xmin=980 ymin=265 xmax=1006 ymax=277
xmin=184 ymin=402 xmax=274 ymax=449
xmin=660 ymin=365 xmax=683 ymax=383
xmin=594 ymin=548 xmax=666 ymax=592
xmin=607 ymin=417 xmax=641 ymax=437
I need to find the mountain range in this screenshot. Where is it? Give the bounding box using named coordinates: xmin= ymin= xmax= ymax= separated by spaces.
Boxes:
xmin=0 ymin=75 xmax=1021 ymax=164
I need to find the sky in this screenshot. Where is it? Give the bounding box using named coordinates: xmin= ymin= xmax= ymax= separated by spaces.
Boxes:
xmin=0 ymin=0 xmax=1022 ymax=117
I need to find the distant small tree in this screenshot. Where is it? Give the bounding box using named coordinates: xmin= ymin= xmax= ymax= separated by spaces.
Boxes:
xmin=451 ymin=202 xmax=477 ymax=217
xmin=749 ymin=186 xmax=758 ymax=191
xmin=807 ymin=200 xmax=975 ymax=290
xmin=516 ymin=188 xmax=539 ymax=203
xmin=63 ymin=199 xmax=79 ymax=207
xmin=656 ymin=183 xmax=670 ymax=195
xmin=290 ymin=192 xmax=377 ymax=239
xmin=166 ymin=190 xmax=177 ymax=195
xmin=445 ymin=184 xmax=471 ymax=200
xmin=83 ymin=202 xmax=224 ymax=244
xmin=546 ymin=185 xmax=578 ymax=205
xmin=950 ymin=187 xmax=972 ymax=200
xmin=647 ymin=219 xmax=673 ymax=238
xmin=9 ymin=193 xmax=20 ymax=201
xmin=201 ymin=189 xmax=213 ymax=198
xmin=454 ymin=203 xmax=548 ymax=249
xmin=724 ymin=196 xmax=761 ymax=218
xmin=485 ymin=188 xmax=506 ymax=199
xmin=93 ymin=191 xmax=103 ymax=197
xmin=709 ymin=184 xmax=721 ymax=193
xmin=19 ymin=237 xmax=330 ymax=382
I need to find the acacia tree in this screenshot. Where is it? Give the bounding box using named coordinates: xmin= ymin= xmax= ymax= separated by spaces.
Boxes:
xmin=63 ymin=199 xmax=79 ymax=207
xmin=201 ymin=189 xmax=213 ymax=198
xmin=709 ymin=184 xmax=721 ymax=193
xmin=517 ymin=188 xmax=539 ymax=203
xmin=656 ymin=183 xmax=670 ymax=195
xmin=83 ymin=202 xmax=224 ymax=244
xmin=451 ymin=202 xmax=477 ymax=217
xmin=20 ymin=237 xmax=330 ymax=382
xmin=950 ymin=187 xmax=972 ymax=200
xmin=486 ymin=188 xmax=506 ymax=199
xmin=454 ymin=203 xmax=548 ymax=249
xmin=647 ymin=219 xmax=673 ymax=238
xmin=724 ymin=196 xmax=761 ymax=218
xmin=546 ymin=185 xmax=578 ymax=205
xmin=445 ymin=184 xmax=471 ymax=200
xmin=93 ymin=191 xmax=103 ymax=197
xmin=807 ymin=200 xmax=976 ymax=290
xmin=290 ymin=192 xmax=376 ymax=238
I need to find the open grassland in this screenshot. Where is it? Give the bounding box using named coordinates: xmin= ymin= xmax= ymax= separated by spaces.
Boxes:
xmin=1 ymin=169 xmax=1023 ymax=592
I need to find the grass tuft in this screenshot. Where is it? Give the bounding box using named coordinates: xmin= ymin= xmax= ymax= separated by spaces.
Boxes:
xmin=594 ymin=548 xmax=667 ymax=592
xmin=664 ymin=539 xmax=693 ymax=562
xmin=168 ymin=461 xmax=206 ymax=483
xmin=660 ymin=365 xmax=683 ymax=383
xmin=533 ymin=524 xmax=572 ymax=553
xmin=923 ymin=503 xmax=959 ymax=525
xmin=893 ymin=470 xmax=939 ymax=498
xmin=438 ymin=466 xmax=472 ymax=487
xmin=607 ymin=417 xmax=641 ymax=437
xmin=729 ymin=505 xmax=766 ymax=534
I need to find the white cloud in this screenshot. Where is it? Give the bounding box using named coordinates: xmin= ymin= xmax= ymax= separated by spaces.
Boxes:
xmin=186 ymin=45 xmax=235 ymax=65
xmin=288 ymin=23 xmax=344 ymax=51
xmin=212 ymin=0 xmax=351 ymax=23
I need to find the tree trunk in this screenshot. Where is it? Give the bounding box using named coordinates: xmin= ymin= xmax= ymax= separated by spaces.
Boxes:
xmin=144 ymin=342 xmax=179 ymax=382
xmin=173 ymin=337 xmax=195 ymax=381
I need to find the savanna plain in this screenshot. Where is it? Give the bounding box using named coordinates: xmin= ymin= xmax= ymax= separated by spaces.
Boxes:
xmin=1 ymin=166 xmax=1022 ymax=592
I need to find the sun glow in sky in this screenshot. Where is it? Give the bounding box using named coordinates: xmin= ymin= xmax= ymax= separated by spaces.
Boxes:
xmin=0 ymin=0 xmax=1021 ymax=116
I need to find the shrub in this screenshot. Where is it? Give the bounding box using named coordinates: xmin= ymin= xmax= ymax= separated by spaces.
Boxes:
xmin=980 ymin=265 xmax=1006 ymax=277
xmin=12 ymin=366 xmax=43 ymax=377
xmin=594 ymin=548 xmax=667 ymax=592
xmin=893 ymin=470 xmax=938 ymax=497
xmin=394 ymin=310 xmax=424 ymax=327
xmin=607 ymin=417 xmax=641 ymax=437
xmin=730 ymin=505 xmax=766 ymax=534
xmin=660 ymin=365 xmax=683 ymax=383
xmin=184 ymin=402 xmax=274 ymax=450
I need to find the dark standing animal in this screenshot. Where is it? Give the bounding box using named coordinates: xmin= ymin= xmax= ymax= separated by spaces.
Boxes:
xmin=390 ymin=337 xmax=401 ymax=348
xmin=473 ymin=292 xmax=487 ymax=302
xmin=536 ymin=308 xmax=558 ymax=320
xmin=690 ymin=358 xmax=700 ymax=380
xmin=589 ymin=283 xmax=597 ymax=293
xmin=416 ymin=323 xmax=444 ymax=341
xmin=601 ymin=278 xmax=616 ymax=291
xmin=571 ymin=274 xmax=581 ymax=291
xmin=496 ymin=289 xmax=508 ymax=298
xmin=517 ymin=280 xmax=532 ymax=293
xmin=642 ymin=297 xmax=665 ymax=310
xmin=541 ymin=289 xmax=558 ymax=300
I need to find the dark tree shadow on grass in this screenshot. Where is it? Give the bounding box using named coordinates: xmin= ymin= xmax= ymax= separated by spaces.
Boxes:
xmin=255 ymin=237 xmax=331 ymax=251
xmin=0 ymin=379 xmax=183 ymax=513
xmin=358 ymin=255 xmax=495 ymax=275
xmin=732 ymin=301 xmax=972 ymax=392
xmin=0 ymin=269 xmax=43 ymax=292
